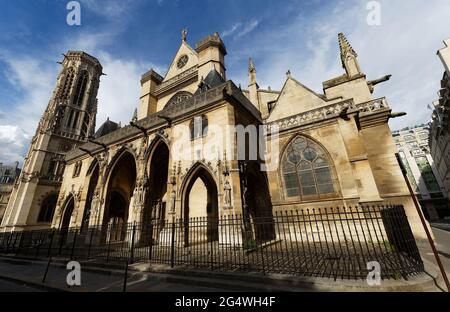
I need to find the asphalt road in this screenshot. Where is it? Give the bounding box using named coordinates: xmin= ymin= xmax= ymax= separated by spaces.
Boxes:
xmin=0 ymin=277 xmax=44 ymax=292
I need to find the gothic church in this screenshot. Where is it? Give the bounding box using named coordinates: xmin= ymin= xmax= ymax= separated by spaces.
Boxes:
xmin=0 ymin=31 xmax=427 ymax=244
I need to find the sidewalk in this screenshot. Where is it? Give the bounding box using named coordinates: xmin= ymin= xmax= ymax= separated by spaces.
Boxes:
xmin=0 ymin=256 xmax=441 ymax=292
xmin=0 ymin=257 xmax=231 ymax=292
xmin=416 ymin=226 xmax=450 ymax=291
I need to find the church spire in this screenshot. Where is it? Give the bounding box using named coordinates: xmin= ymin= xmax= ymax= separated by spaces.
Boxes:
xmin=247 ymin=57 xmax=260 ymax=111
xmin=248 ymin=57 xmax=257 ymax=85
xmin=338 ymin=33 xmax=362 ymax=77
xmin=248 ymin=58 xmax=258 ymax=88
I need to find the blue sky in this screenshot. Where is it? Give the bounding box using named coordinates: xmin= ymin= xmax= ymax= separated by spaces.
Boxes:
xmin=0 ymin=0 xmax=450 ymax=164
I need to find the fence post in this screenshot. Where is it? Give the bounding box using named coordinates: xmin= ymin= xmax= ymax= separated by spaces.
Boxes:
xmin=70 ymin=229 xmax=78 ymax=261
xmin=35 ymin=232 xmax=42 ymax=259
xmin=209 ymin=217 xmax=214 ymax=271
xmin=42 ymin=257 xmax=52 ymax=283
xmin=170 ymin=218 xmax=176 ymax=268
xmin=87 ymin=227 xmax=95 ymax=260
xmin=58 ymin=230 xmax=65 ymax=256
xmin=123 ymin=259 xmax=129 ymax=292
xmin=6 ymin=232 xmax=13 ymax=253
xmin=106 ymin=233 xmax=112 ymax=263
xmin=148 ymin=221 xmax=154 ymax=261
xmin=17 ymin=231 xmax=24 ymax=255
xmin=130 ymin=222 xmax=136 ymax=264
xmin=47 ymin=230 xmax=55 ymax=258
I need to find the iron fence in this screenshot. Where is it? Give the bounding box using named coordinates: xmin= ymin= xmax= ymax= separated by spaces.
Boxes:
xmin=0 ymin=205 xmax=424 ymax=280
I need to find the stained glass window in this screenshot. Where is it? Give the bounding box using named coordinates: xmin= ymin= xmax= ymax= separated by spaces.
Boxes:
xmin=282 ymin=136 xmax=339 ymax=200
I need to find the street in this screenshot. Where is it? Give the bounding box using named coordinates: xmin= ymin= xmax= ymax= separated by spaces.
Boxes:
xmin=0 ymin=277 xmax=43 ymax=292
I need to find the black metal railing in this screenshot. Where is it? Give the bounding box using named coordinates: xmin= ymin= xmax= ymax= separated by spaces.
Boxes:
xmin=0 ymin=205 xmax=424 ymax=280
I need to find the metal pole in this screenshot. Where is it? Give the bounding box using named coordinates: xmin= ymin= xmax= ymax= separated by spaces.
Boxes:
xmin=42 ymin=257 xmax=52 ymax=283
xmin=123 ymin=259 xmax=129 ymax=292
xmin=170 ymin=218 xmax=176 ymax=268
xmin=148 ymin=221 xmax=154 ymax=261
xmin=396 ymin=153 xmax=450 ymax=292
xmin=70 ymin=229 xmax=78 ymax=261
xmin=130 ymin=222 xmax=136 ymax=264
xmin=87 ymin=227 xmax=94 ymax=260
xmin=47 ymin=230 xmax=55 ymax=258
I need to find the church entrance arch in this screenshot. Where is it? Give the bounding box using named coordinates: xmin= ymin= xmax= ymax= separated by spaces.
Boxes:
xmin=103 ymin=151 xmax=136 ymax=241
xmin=182 ymin=165 xmax=219 ymax=246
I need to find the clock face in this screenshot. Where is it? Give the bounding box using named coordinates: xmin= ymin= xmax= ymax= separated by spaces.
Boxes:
xmin=177 ymin=55 xmax=189 ymax=69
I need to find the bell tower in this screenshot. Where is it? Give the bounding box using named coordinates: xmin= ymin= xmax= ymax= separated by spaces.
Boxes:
xmin=1 ymin=51 xmax=102 ymax=231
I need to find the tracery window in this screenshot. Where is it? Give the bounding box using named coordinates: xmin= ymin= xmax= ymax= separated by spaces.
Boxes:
xmin=282 ymin=136 xmax=339 ymax=200
xmin=166 ymin=91 xmax=192 ymax=109
xmin=73 ymin=70 xmax=89 ymax=107
xmin=60 ymin=68 xmax=75 ymax=100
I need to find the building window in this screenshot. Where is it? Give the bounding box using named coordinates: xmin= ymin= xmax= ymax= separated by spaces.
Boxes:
xmin=72 ymin=162 xmax=82 ymax=178
xmin=281 ymin=136 xmax=339 ymax=200
xmin=73 ymin=71 xmax=89 ymax=107
xmin=60 ymin=68 xmax=75 ymax=100
xmin=190 ymin=115 xmax=208 ymax=140
xmin=404 ymin=135 xmax=415 ymax=142
xmin=166 ymin=91 xmax=192 ymax=109
xmin=38 ymin=194 xmax=57 ymax=223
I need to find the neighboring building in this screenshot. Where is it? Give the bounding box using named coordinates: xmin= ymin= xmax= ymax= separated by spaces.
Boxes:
xmin=429 ymin=39 xmax=450 ymax=205
xmin=0 ymin=31 xmax=427 ymax=243
xmin=0 ymin=52 xmax=103 ymax=231
xmin=0 ymin=162 xmax=21 ymax=224
xmin=393 ymin=125 xmax=449 ymax=220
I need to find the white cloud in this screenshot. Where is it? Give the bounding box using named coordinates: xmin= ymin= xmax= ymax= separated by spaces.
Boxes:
xmin=0 ymin=125 xmax=30 ymax=165
xmin=95 ymin=51 xmax=151 ymax=127
xmin=222 ymin=23 xmax=242 ymax=38
xmin=81 ymin=0 xmax=137 ymax=18
xmin=235 ymin=0 xmax=450 ymax=130
xmin=0 ymin=55 xmax=56 ymax=135
xmin=221 ymin=20 xmax=259 ymax=40
xmin=235 ymin=19 xmax=259 ymax=39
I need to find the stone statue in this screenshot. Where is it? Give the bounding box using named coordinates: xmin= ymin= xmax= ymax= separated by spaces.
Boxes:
xmin=181 ymin=28 xmax=187 ymax=42
xmin=224 ymin=180 xmax=232 ymax=208
xmin=169 ymin=190 xmax=176 ymax=213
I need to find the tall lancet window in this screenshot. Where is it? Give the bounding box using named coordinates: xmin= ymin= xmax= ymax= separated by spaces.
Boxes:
xmin=281 ymin=136 xmax=340 ymax=200
xmin=190 ymin=115 xmax=208 ymax=140
xmin=73 ymin=70 xmax=89 ymax=107
xmin=60 ymin=68 xmax=75 ymax=100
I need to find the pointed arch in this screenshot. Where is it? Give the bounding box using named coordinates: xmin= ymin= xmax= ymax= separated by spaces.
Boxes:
xmin=104 ymin=146 xmax=138 ymax=184
xmin=73 ymin=70 xmax=89 ymax=107
xmin=81 ymin=159 xmax=100 ymax=230
xmin=143 ymin=139 xmax=170 ymax=226
xmin=37 ymin=193 xmax=58 ymax=223
xmin=144 ymin=136 xmax=170 ymax=174
xmin=280 ymin=134 xmax=341 ymax=201
xmin=164 ymin=91 xmax=193 ymax=111
xmin=102 ymin=149 xmax=137 ymax=240
xmin=59 ymin=194 xmax=75 ymax=231
xmin=180 ymin=162 xmax=219 ymax=245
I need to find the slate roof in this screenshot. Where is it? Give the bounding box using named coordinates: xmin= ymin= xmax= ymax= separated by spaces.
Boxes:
xmin=94 ymin=118 xmax=120 ymax=139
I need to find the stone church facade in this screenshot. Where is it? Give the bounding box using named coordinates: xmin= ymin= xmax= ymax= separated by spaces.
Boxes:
xmin=0 ymin=31 xmax=427 ymax=243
